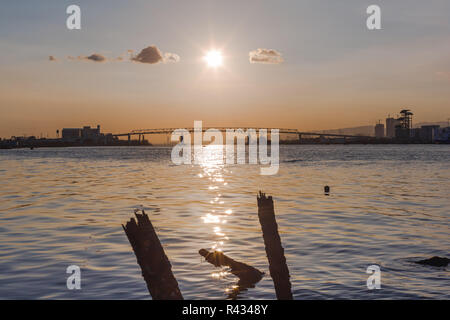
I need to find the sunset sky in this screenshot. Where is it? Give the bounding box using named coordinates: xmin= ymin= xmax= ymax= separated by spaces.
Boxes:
xmin=1 ymin=0 xmax=449 ymax=138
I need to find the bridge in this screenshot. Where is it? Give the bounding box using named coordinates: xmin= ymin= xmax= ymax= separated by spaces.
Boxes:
xmin=112 ymin=127 xmax=372 ymax=141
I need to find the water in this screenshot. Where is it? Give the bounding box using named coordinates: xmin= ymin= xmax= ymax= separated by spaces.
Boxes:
xmin=0 ymin=145 xmax=448 ymax=299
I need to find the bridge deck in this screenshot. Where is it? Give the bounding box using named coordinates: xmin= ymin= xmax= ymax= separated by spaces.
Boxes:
xmin=112 ymin=128 xmax=371 ymax=139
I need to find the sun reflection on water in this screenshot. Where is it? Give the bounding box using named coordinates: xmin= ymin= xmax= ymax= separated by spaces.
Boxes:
xmin=197 ymin=145 xmax=235 ymax=285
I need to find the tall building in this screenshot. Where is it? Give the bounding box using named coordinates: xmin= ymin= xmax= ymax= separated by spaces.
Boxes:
xmin=375 ymin=123 xmax=385 ymax=138
xmin=395 ymin=109 xmax=413 ymax=140
xmin=385 ymin=118 xmax=398 ymax=138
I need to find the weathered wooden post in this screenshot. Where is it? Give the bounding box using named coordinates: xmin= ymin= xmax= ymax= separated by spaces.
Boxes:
xmin=122 ymin=210 xmax=183 ymax=300
xmin=257 ymin=192 xmax=293 ymax=300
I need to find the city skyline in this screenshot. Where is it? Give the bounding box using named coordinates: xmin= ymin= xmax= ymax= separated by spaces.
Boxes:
xmin=1 ymin=0 xmax=450 ymax=138
xmin=1 ymin=117 xmax=448 ymax=140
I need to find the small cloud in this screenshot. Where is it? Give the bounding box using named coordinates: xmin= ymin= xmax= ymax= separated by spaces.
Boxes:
xmin=164 ymin=52 xmax=180 ymax=63
xmin=131 ymin=45 xmax=180 ymax=64
xmin=249 ymin=48 xmax=283 ymax=64
xmin=49 ymin=55 xmax=57 ymax=62
xmin=65 ymin=53 xmax=107 ymax=62
xmin=84 ymin=53 xmax=106 ymax=62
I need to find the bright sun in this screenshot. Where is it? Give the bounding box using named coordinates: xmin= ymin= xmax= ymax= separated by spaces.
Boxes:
xmin=204 ymin=50 xmax=223 ymax=68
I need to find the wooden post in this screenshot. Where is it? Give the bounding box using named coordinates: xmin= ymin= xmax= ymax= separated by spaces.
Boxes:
xmin=122 ymin=210 xmax=183 ymax=300
xmin=257 ymin=192 xmax=293 ymax=300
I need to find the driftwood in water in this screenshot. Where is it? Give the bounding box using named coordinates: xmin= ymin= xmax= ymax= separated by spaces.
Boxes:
xmin=122 ymin=210 xmax=183 ymax=300
xmin=199 ymin=249 xmax=264 ymax=299
xmin=199 ymin=249 xmax=264 ymax=284
xmin=257 ymin=192 xmax=293 ymax=300
xmin=415 ymin=256 xmax=449 ymax=267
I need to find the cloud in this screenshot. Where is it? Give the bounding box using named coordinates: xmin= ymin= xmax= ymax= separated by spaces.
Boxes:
xmin=57 ymin=46 xmax=179 ymax=65
xmin=84 ymin=53 xmax=107 ymax=62
xmin=131 ymin=46 xmax=164 ymax=64
xmin=249 ymin=48 xmax=283 ymax=64
xmin=164 ymin=52 xmax=180 ymax=63
xmin=131 ymin=45 xmax=180 ymax=64
xmin=65 ymin=53 xmax=107 ymax=62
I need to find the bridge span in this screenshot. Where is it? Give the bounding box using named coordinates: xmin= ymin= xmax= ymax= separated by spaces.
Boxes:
xmin=112 ymin=127 xmax=371 ymax=139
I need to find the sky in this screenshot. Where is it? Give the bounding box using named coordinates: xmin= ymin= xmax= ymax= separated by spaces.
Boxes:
xmin=0 ymin=0 xmax=449 ymax=138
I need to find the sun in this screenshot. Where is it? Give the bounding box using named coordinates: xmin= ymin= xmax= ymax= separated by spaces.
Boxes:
xmin=203 ymin=50 xmax=223 ymax=68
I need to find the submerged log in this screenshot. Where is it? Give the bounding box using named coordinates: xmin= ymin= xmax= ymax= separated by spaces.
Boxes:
xmin=415 ymin=256 xmax=449 ymax=267
xmin=199 ymin=249 xmax=264 ymax=299
xmin=122 ymin=210 xmax=183 ymax=300
xmin=199 ymin=249 xmax=264 ymax=284
xmin=257 ymin=192 xmax=293 ymax=300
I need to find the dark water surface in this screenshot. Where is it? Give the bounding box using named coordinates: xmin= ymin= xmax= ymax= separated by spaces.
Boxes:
xmin=0 ymin=145 xmax=449 ymax=299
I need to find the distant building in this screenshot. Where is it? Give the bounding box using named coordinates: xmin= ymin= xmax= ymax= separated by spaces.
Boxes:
xmin=385 ymin=117 xmax=398 ymax=138
xmin=62 ymin=128 xmax=82 ymax=140
xmin=420 ymin=125 xmax=440 ymax=143
xmin=395 ymin=109 xmax=413 ymax=140
xmin=81 ymin=125 xmax=101 ymax=141
xmin=62 ymin=125 xmax=106 ymax=143
xmin=395 ymin=126 xmax=410 ymax=140
xmin=83 ymin=125 xmax=100 ymax=137
xmin=435 ymin=127 xmax=450 ymax=143
xmin=2 ymin=124 xmax=150 ymax=148
xmin=411 ymin=128 xmax=421 ymax=140
xmin=375 ymin=123 xmax=384 ymax=139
